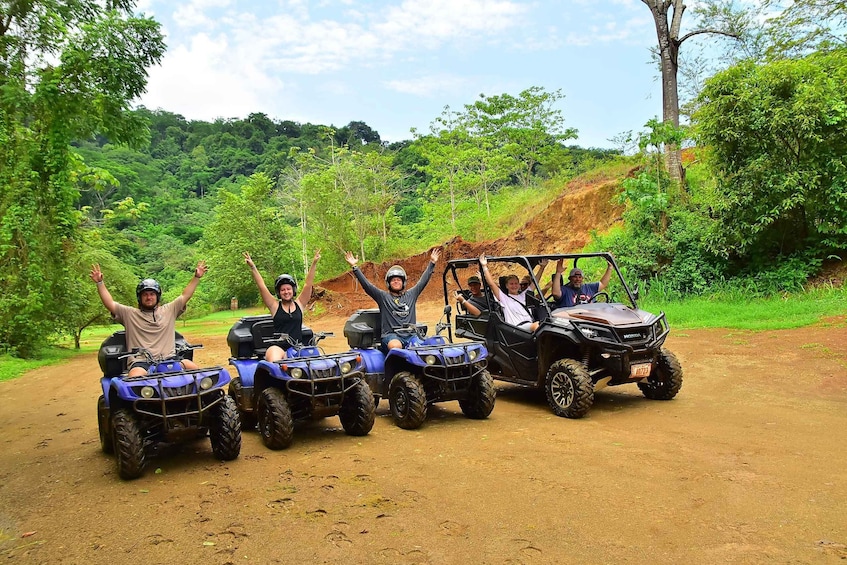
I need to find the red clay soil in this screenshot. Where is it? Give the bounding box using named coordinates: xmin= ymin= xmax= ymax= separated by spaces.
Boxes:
xmin=319 ymin=173 xmax=625 ymax=315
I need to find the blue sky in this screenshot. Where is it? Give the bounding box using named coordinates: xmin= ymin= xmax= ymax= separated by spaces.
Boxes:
xmin=135 ymin=0 xmax=665 ymax=149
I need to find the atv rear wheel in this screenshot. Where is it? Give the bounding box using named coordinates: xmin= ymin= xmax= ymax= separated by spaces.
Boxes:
xmin=389 ymin=372 xmax=427 ymax=430
xmin=228 ymin=376 xmax=256 ymax=430
xmin=112 ymin=409 xmax=146 ymax=480
xmin=459 ymin=369 xmax=496 ymax=419
xmin=257 ymin=387 xmax=294 ymax=449
xmin=339 ymin=381 xmax=376 ymax=436
xmin=97 ymin=395 xmax=113 ymax=454
xmin=209 ymin=395 xmax=242 ymax=460
xmin=638 ymin=348 xmax=683 ymax=400
xmin=545 ymin=359 xmax=594 ymax=418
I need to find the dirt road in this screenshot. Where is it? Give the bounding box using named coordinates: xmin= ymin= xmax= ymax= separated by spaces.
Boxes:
xmin=1 ymin=304 xmax=846 ymax=564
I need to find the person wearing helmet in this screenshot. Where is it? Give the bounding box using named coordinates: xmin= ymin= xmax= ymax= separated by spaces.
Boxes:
xmin=89 ymin=261 xmax=208 ymax=377
xmin=344 ymin=247 xmax=442 ymax=352
xmin=551 ymin=256 xmax=613 ymax=307
xmin=244 ymin=249 xmax=321 ymax=362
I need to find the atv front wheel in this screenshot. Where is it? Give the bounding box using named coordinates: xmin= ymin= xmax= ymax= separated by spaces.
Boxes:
xmin=112 ymin=409 xmax=146 ymax=480
xmin=228 ymin=377 xmax=257 ymax=430
xmin=389 ymin=372 xmax=427 ymax=430
xmin=257 ymin=387 xmax=294 ymax=449
xmin=338 ymin=381 xmax=376 ymax=436
xmin=545 ymin=359 xmax=594 ymax=419
xmin=97 ymin=395 xmax=113 ymax=455
xmin=209 ymin=395 xmax=242 ymax=460
xmin=638 ymin=348 xmax=683 ymax=400
xmin=459 ymin=369 xmax=496 ymax=419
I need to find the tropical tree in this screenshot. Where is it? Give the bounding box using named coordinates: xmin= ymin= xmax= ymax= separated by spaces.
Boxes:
xmin=694 ymin=49 xmax=847 ymax=258
xmin=0 ymin=0 xmax=165 ymax=355
xmin=464 ymin=87 xmax=577 ymax=189
xmin=763 ymin=0 xmax=847 ymax=58
xmin=200 ymin=173 xmax=300 ymax=306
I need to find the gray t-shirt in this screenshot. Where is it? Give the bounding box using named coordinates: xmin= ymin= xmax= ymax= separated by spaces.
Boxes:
xmin=112 ymin=296 xmax=187 ymax=365
xmin=352 ymin=262 xmax=435 ymax=337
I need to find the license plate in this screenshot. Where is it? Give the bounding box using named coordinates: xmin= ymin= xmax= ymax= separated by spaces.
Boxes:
xmin=630 ymin=362 xmax=652 ymax=378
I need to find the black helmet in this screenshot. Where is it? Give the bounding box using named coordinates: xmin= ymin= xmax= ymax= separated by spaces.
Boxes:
xmin=274 ymin=274 xmax=297 ymax=297
xmin=384 ymin=265 xmax=407 ymax=289
xmin=136 ymin=278 xmax=161 ymax=306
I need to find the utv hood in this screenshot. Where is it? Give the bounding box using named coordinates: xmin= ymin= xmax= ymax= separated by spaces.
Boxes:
xmin=552 ymin=303 xmax=655 ymax=326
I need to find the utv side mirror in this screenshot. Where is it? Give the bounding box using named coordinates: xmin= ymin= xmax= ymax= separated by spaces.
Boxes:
xmin=443 ymin=304 xmax=452 ymax=315
xmin=632 ymin=284 xmax=640 ymax=301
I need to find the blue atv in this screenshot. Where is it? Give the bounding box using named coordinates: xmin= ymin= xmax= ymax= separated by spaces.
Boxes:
xmin=343 ymin=306 xmax=495 ymax=430
xmin=227 ymin=315 xmax=375 ymax=450
xmin=96 ymin=331 xmax=241 ymax=480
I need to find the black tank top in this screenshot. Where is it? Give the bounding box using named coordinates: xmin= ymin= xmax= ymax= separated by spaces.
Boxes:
xmin=272 ymin=300 xmax=303 ymax=344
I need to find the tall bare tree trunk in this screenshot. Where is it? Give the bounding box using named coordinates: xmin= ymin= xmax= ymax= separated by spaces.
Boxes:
xmin=644 ymin=0 xmax=686 ymax=185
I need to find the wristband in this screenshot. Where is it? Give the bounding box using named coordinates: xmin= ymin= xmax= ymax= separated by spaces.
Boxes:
xmin=96 ymin=281 xmax=104 ymax=285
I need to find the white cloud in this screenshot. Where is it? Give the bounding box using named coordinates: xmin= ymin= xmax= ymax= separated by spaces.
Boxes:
xmin=139 ymin=32 xmax=286 ymax=120
xmin=384 ymin=74 xmax=470 ymax=97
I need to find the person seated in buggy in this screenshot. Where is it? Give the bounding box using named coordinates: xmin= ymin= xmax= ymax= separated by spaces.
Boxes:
xmin=455 ymin=273 xmax=488 ymax=317
xmin=243 ymin=250 xmax=321 ymax=362
xmin=478 ymin=254 xmax=549 ymax=332
xmin=551 ymin=256 xmax=613 ymax=307
xmin=90 ymin=262 xmax=207 ymax=377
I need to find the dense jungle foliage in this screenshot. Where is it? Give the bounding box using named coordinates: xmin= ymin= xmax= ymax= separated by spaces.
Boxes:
xmin=2 ymin=0 xmax=846 ymax=357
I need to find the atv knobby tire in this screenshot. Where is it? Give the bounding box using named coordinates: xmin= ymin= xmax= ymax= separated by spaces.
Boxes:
xmin=97 ymin=395 xmax=113 ymax=455
xmin=389 ymin=372 xmax=427 ymax=430
xmin=459 ymin=368 xmax=496 ymax=419
xmin=545 ymin=359 xmax=594 ymax=419
xmin=228 ymin=376 xmax=257 ymax=430
xmin=338 ymin=381 xmax=376 ymax=436
xmin=638 ymin=348 xmax=683 ymax=400
xmin=257 ymin=387 xmax=294 ymax=449
xmin=209 ymin=395 xmax=242 ymax=460
xmin=111 ymin=408 xmax=146 ymax=480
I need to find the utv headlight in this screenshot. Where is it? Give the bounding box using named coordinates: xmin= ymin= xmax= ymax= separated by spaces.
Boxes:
xmin=468 ymin=349 xmax=479 ymax=362
xmin=424 ymin=355 xmax=437 ymax=366
xmin=339 ymin=361 xmax=353 ymax=374
xmin=140 ymin=386 xmax=155 ymax=399
xmin=290 ymin=367 xmax=304 ymax=379
xmin=199 ymin=376 xmax=214 ymax=390
xmin=576 ymin=325 xmax=616 ymax=341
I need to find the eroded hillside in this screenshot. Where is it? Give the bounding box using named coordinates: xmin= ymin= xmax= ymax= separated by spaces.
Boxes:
xmin=317 ymin=171 xmax=626 ymax=315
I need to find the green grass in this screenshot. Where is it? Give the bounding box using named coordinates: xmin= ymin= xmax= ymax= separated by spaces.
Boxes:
xmin=642 ymin=287 xmax=847 ymax=330
xmin=0 ymin=348 xmax=79 ymax=382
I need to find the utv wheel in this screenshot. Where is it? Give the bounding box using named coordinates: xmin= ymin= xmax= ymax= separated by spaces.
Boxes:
xmin=638 ymin=348 xmax=683 ymax=400
xmin=209 ymin=395 xmax=242 ymax=460
xmin=112 ymin=409 xmax=146 ymax=480
xmin=257 ymin=387 xmax=294 ymax=449
xmin=459 ymin=369 xmax=496 ymax=419
xmin=338 ymin=381 xmax=376 ymax=436
xmin=228 ymin=377 xmax=256 ymax=430
xmin=545 ymin=359 xmax=594 ymax=419
xmin=389 ymin=372 xmax=427 ymax=430
xmin=97 ymin=395 xmax=113 ymax=455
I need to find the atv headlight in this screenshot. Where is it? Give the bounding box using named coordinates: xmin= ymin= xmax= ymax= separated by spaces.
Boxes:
xmin=424 ymin=355 xmax=437 ymax=366
xmin=339 ymin=361 xmax=353 ymax=374
xmin=199 ymin=376 xmax=214 ymax=390
xmin=140 ymin=386 xmax=155 ymax=399
xmin=290 ymin=367 xmax=304 ymax=379
xmin=468 ymin=348 xmax=479 ymax=361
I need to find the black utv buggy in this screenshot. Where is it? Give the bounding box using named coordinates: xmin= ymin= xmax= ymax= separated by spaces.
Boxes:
xmin=443 ymin=253 xmax=682 ymax=418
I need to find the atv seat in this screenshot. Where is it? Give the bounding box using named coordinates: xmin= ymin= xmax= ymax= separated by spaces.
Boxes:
xmin=251 ymin=319 xmax=277 ymax=359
